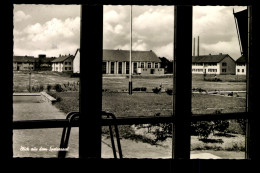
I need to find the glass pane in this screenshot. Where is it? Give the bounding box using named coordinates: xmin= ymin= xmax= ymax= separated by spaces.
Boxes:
xmin=190 ymin=119 xmax=246 ymax=159
xmin=102 ymin=5 xmax=174 ymax=158
xmin=13 ymin=4 xmax=80 ymax=158
xmin=192 ymin=6 xmax=248 ymax=115
xmin=191 ymin=6 xmax=247 ymax=159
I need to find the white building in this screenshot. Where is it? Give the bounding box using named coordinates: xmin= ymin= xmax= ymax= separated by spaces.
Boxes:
xmin=52 ymin=55 xmax=74 ymax=72
xmin=236 ymin=55 xmax=247 ymax=75
xmin=102 ymin=49 xmax=164 ymax=75
xmin=192 ymin=54 xmax=236 ymax=75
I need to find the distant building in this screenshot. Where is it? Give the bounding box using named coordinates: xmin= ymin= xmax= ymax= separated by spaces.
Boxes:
xmin=52 ymin=54 xmax=74 ymax=72
xmin=73 ymin=49 xmax=80 ymax=73
xmin=236 ymin=55 xmax=247 ymax=75
xmin=102 ymin=49 xmax=164 ymax=75
xmin=35 ymin=54 xmax=56 ymax=71
xmin=13 ymin=56 xmax=35 ymax=71
xmin=192 ymin=53 xmax=236 ymax=75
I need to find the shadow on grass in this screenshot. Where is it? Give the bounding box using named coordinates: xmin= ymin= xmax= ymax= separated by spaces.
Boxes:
xmin=214 ymin=133 xmax=236 ymax=138
xmin=199 ymin=138 xmax=224 ymax=144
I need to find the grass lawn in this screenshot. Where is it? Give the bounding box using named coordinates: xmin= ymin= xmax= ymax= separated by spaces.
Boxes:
xmin=13 ymin=73 xmax=247 ymax=155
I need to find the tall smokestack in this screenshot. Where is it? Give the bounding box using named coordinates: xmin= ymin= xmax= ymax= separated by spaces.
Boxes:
xmin=197 ymin=36 xmax=200 ymax=56
xmin=193 ymin=37 xmax=195 ymax=56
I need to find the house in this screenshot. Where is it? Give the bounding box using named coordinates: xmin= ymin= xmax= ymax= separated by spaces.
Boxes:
xmin=236 ymin=55 xmax=247 ymax=75
xmin=13 ymin=56 xmax=35 ymax=71
xmin=73 ymin=49 xmax=80 ymax=73
xmin=52 ymin=54 xmax=74 ymax=72
xmin=192 ymin=53 xmax=236 ymax=75
xmin=34 ymin=54 xmax=56 ymax=71
xmin=102 ymin=49 xmax=164 ymax=75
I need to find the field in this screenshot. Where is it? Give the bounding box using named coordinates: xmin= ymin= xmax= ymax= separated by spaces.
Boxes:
xmin=13 ymin=72 xmax=247 ymax=157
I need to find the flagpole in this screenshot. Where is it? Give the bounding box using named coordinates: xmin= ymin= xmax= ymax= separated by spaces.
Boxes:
xmin=129 ymin=5 xmax=133 ymax=95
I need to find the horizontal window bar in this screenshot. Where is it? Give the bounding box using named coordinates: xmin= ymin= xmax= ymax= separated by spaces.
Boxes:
xmin=13 ymin=112 xmax=248 ymax=130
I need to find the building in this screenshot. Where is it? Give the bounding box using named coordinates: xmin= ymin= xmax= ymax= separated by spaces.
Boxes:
xmin=35 ymin=54 xmax=56 ymax=71
xmin=102 ymin=49 xmax=164 ymax=75
xmin=13 ymin=56 xmax=35 ymax=71
xmin=236 ymin=55 xmax=247 ymax=75
xmin=73 ymin=49 xmax=80 ymax=74
xmin=192 ymin=53 xmax=236 ymax=75
xmin=52 ymin=54 xmax=74 ymax=72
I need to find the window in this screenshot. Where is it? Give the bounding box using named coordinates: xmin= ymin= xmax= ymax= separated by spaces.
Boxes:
xmin=11 ymin=4 xmax=255 ymax=161
xmin=126 ymin=62 xmax=129 ymax=74
xmin=238 ymin=69 xmax=240 ymax=72
xmin=148 ymin=62 xmax=151 ymax=68
xmin=222 ymin=69 xmax=226 ymax=72
xmin=222 ymin=62 xmax=227 ymax=66
xmin=118 ymin=62 xmax=122 ymax=74
xmin=155 ymin=63 xmax=158 ymax=68
xmin=242 ymin=69 xmax=244 ymax=73
xmin=141 ymin=62 xmax=144 ymax=68
xmin=111 ymin=62 xmax=114 ymax=74
xmin=65 ymin=62 xmax=67 ymax=65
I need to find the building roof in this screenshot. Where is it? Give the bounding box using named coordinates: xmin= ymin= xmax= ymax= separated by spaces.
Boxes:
xmin=51 ymin=55 xmax=73 ymax=63
xmin=236 ymin=55 xmax=247 ymax=63
xmin=103 ymin=49 xmax=161 ymax=62
xmin=35 ymin=57 xmax=56 ymax=63
xmin=13 ymin=56 xmax=35 ymax=62
xmin=192 ymin=54 xmax=234 ymax=63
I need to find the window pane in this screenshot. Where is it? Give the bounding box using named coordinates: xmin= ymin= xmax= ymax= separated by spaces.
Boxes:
xmin=13 ymin=4 xmax=80 ymax=158
xmin=102 ymin=5 xmax=173 ymax=158
xmin=191 ymin=6 xmax=247 ymax=159
xmin=190 ymin=119 xmax=246 ymax=159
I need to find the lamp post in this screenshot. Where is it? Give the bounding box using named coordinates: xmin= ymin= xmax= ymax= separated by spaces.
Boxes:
xmin=28 ymin=60 xmax=31 ymax=92
xmin=129 ymin=5 xmax=133 ymax=95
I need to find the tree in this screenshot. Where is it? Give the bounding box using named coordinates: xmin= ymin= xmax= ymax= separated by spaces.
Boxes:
xmin=159 ymin=57 xmax=173 ymax=73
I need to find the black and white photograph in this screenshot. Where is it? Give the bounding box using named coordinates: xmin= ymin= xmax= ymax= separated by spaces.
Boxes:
xmin=7 ymin=1 xmax=258 ymax=171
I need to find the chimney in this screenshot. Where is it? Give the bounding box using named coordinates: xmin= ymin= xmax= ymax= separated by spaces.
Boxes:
xmin=197 ymin=36 xmax=200 ymax=56
xmin=193 ymin=37 xmax=195 ymax=56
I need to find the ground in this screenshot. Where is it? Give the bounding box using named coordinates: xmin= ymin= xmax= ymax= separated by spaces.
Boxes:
xmin=13 ymin=72 xmax=247 ymax=158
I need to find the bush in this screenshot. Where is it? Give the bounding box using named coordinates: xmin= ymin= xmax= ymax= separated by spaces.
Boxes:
xmin=213 ymin=120 xmax=230 ymax=135
xmin=194 ymin=121 xmax=214 ymax=140
xmin=152 ymin=87 xmax=161 ymax=94
xmin=236 ymin=119 xmax=246 ymax=135
xmin=165 ymin=88 xmax=173 ymax=95
xmin=54 ymin=84 xmax=63 ymax=92
xmin=47 ymin=84 xmax=52 ymax=92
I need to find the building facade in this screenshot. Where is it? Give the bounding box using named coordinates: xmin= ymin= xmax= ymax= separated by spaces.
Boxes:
xmin=192 ymin=54 xmax=236 ymax=75
xmin=13 ymin=56 xmax=35 ymax=71
xmin=236 ymin=55 xmax=247 ymax=75
xmin=52 ymin=55 xmax=74 ymax=72
xmin=102 ymin=49 xmax=164 ymax=75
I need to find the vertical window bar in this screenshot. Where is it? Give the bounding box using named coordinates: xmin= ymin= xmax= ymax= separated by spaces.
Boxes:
xmin=79 ymin=4 xmax=103 ymax=158
xmin=172 ymin=6 xmax=193 ymax=159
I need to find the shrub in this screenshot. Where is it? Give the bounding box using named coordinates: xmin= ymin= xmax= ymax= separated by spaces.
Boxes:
xmin=165 ymin=88 xmax=173 ymax=95
xmin=47 ymin=84 xmax=52 ymax=92
xmin=213 ymin=120 xmax=230 ymax=135
xmin=152 ymin=87 xmax=161 ymax=94
xmin=39 ymin=84 xmax=44 ymax=92
xmin=54 ymin=84 xmax=63 ymax=92
xmin=194 ymin=121 xmax=214 ymax=140
xmin=236 ymin=119 xmax=246 ymax=135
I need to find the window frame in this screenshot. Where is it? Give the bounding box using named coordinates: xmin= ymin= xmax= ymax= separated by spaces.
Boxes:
xmin=10 ymin=4 xmax=257 ymax=161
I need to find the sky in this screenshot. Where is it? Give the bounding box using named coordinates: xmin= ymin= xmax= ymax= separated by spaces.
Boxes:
xmin=13 ymin=5 xmax=247 ymax=60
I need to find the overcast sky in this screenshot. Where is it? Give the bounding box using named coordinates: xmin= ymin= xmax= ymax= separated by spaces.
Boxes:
xmin=13 ymin=5 xmax=246 ymax=60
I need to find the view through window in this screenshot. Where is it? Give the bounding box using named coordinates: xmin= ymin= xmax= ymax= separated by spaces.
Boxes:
xmin=13 ymin=4 xmax=248 ymax=159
